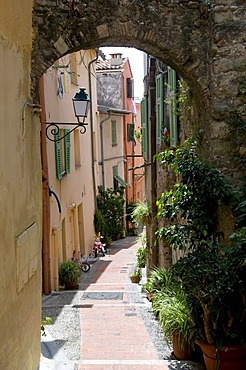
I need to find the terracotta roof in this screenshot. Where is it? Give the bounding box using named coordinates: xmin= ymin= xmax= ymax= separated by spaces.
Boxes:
xmin=96 ymin=58 xmax=127 ymax=71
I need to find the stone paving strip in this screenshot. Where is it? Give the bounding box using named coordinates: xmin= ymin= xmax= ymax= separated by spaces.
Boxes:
xmin=41 ymin=237 xmax=205 ymax=370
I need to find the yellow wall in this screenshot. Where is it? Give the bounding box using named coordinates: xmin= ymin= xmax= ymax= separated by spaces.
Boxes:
xmin=0 ymin=1 xmax=43 ymax=369
xmin=44 ymin=51 xmax=98 ymax=290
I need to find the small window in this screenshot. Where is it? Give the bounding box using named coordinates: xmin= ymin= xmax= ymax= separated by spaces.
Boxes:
xmin=74 ymin=130 xmax=81 ymax=168
xmin=54 ymin=129 xmax=71 ymax=180
xmin=127 ymin=123 xmax=135 ymax=142
xmin=70 ymin=53 xmax=78 ymax=85
xmin=111 ymin=120 xmax=117 ymax=146
xmin=127 ymin=78 xmax=134 ymax=98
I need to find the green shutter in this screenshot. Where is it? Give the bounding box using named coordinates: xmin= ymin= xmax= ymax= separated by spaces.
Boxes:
xmin=55 ymin=132 xmax=62 ymax=180
xmin=113 ymin=165 xmax=118 ymax=177
xmin=141 ymin=97 xmax=148 ymax=160
xmin=127 ymin=123 xmax=135 ymax=142
xmin=156 ymin=73 xmax=164 ymax=146
xmin=64 ymin=129 xmax=70 ymax=174
xmin=168 ymin=68 xmax=178 ymax=147
xmin=111 ymin=120 xmax=117 ymax=146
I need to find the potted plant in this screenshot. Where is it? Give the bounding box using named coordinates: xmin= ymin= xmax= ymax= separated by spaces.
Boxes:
xmin=59 ymin=260 xmax=81 ymax=290
xmin=129 ymin=268 xmax=142 ymax=284
xmin=171 ymin=232 xmax=246 ymax=369
xmin=152 ymin=287 xmax=194 ymax=360
xmin=142 ymin=266 xmax=174 ymax=302
xmin=131 ymin=200 xmax=151 ymax=227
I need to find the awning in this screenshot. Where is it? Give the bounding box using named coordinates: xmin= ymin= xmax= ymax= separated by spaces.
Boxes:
xmin=114 ymin=175 xmax=127 ymax=188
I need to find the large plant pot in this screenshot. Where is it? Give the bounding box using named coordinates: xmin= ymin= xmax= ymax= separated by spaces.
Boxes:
xmin=130 ymin=276 xmax=141 ymax=284
xmin=196 ymin=340 xmax=246 ymax=370
xmin=65 ymin=281 xmax=79 ymax=290
xmin=172 ymin=332 xmax=190 ymax=360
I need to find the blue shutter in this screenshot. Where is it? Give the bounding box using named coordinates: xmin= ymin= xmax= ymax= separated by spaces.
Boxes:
xmin=156 ymin=73 xmax=164 ymax=146
xmin=55 ymin=132 xmax=62 ymax=180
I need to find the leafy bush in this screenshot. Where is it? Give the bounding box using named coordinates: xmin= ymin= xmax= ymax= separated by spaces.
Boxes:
xmin=156 ymin=137 xmax=232 ymax=250
xmin=136 ymin=247 xmax=147 ymax=268
xmin=95 ymin=186 xmax=125 ymax=240
xmin=131 ymin=200 xmax=151 ymax=226
xmin=58 ymin=260 xmax=80 ymax=286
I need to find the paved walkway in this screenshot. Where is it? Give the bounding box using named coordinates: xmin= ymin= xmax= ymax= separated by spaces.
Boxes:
xmin=40 ymin=237 xmax=205 ymax=370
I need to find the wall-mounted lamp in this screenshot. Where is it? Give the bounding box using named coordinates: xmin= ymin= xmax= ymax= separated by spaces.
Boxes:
xmin=46 ymin=87 xmax=90 ymax=142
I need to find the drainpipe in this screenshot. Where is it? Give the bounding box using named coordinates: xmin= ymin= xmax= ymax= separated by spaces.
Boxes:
xmin=100 ymin=111 xmax=111 ymax=190
xmin=88 ymin=49 xmax=99 ymax=210
xmin=39 ymin=76 xmax=51 ymax=295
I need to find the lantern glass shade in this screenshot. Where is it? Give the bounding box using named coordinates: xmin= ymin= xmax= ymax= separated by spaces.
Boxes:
xmin=72 ymin=88 xmax=90 ymax=118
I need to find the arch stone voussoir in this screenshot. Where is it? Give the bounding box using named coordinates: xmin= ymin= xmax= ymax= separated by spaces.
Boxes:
xmin=32 ymin=0 xmax=246 ymax=179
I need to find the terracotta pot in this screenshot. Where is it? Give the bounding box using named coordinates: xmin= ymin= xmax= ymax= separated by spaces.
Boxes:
xmin=172 ymin=332 xmax=190 ymax=360
xmin=130 ymin=276 xmax=141 ymax=283
xmin=196 ymin=340 xmax=246 ymax=370
xmin=146 ymin=292 xmax=154 ymax=302
xmin=65 ymin=281 xmax=79 ymax=290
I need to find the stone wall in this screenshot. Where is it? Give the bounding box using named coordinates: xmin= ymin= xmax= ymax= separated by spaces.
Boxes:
xmin=32 ymin=0 xmax=246 ymax=182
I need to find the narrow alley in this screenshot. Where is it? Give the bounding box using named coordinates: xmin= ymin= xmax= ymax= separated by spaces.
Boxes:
xmin=40 ymin=237 xmax=204 ymax=370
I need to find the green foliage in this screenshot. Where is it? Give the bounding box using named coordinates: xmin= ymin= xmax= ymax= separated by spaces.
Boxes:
xmin=136 ymin=246 xmax=147 ymax=269
xmin=144 ymin=267 xmax=195 ymax=348
xmin=142 ymin=266 xmax=175 ymax=294
xmin=58 ymin=260 xmax=80 ymax=286
xmin=131 ymin=200 xmax=151 ymax=225
xmin=126 ymin=202 xmax=137 ymax=222
xmin=226 ymin=111 xmax=246 ymax=172
xmin=129 ymin=267 xmax=142 ymax=279
xmin=95 ymin=186 xmax=125 ymax=240
xmin=171 ymin=233 xmax=246 ymax=347
xmin=41 ymin=316 xmax=52 ymax=336
xmin=156 ymin=136 xmax=232 ymax=249
xmin=152 ymin=288 xmax=195 ymax=349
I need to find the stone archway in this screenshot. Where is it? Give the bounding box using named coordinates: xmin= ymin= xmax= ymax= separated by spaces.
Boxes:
xmin=32 ymin=0 xmax=246 ymax=176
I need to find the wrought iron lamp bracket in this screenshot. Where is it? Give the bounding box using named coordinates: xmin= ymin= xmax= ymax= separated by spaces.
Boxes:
xmin=45 ymin=119 xmax=88 ymax=142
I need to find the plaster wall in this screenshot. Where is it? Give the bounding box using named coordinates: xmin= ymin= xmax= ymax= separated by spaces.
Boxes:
xmin=98 ymin=113 xmax=125 ymax=189
xmin=133 ymin=102 xmax=145 ymax=202
xmin=43 ymin=50 xmax=98 ymax=290
xmin=0 ymin=1 xmax=42 ymax=369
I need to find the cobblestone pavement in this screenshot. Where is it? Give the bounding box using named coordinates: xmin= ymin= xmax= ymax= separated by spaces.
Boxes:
xmin=40 ymin=237 xmax=205 ymax=370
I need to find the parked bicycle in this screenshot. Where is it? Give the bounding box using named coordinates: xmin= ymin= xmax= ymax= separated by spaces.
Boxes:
xmin=71 ymin=251 xmax=91 ymax=272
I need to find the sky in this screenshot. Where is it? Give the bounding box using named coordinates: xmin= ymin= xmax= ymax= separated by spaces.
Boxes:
xmin=101 ymin=47 xmax=145 ymax=102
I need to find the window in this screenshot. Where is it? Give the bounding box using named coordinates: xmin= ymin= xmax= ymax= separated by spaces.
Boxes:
xmin=156 ymin=73 xmax=164 ymax=146
xmin=113 ymin=165 xmax=127 ymax=190
xmin=127 ymin=78 xmax=134 ymax=98
xmin=74 ymin=130 xmax=81 ymax=168
xmin=141 ymin=97 xmax=148 ymax=160
xmin=127 ymin=123 xmax=135 ymax=142
xmin=70 ymin=53 xmax=78 ymax=85
xmin=55 ymin=129 xmax=71 ymax=180
xmin=168 ymin=67 xmax=178 ymax=147
xmin=111 ymin=120 xmax=117 ymax=146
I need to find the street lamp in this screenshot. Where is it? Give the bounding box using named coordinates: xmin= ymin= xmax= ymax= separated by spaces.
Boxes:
xmin=46 ymin=87 xmax=91 ymax=142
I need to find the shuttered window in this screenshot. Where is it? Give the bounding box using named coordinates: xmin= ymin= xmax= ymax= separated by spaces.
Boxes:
xmin=55 ymin=132 xmax=62 ymax=180
xmin=111 ymin=120 xmax=117 ymax=146
xmin=168 ymin=67 xmax=178 ymax=147
xmin=55 ymin=130 xmax=71 ymax=180
xmin=156 ymin=73 xmax=164 ymax=146
xmin=141 ymin=97 xmax=148 ymax=160
xmin=64 ymin=129 xmax=70 ymax=174
xmin=127 ymin=123 xmax=135 ymax=142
